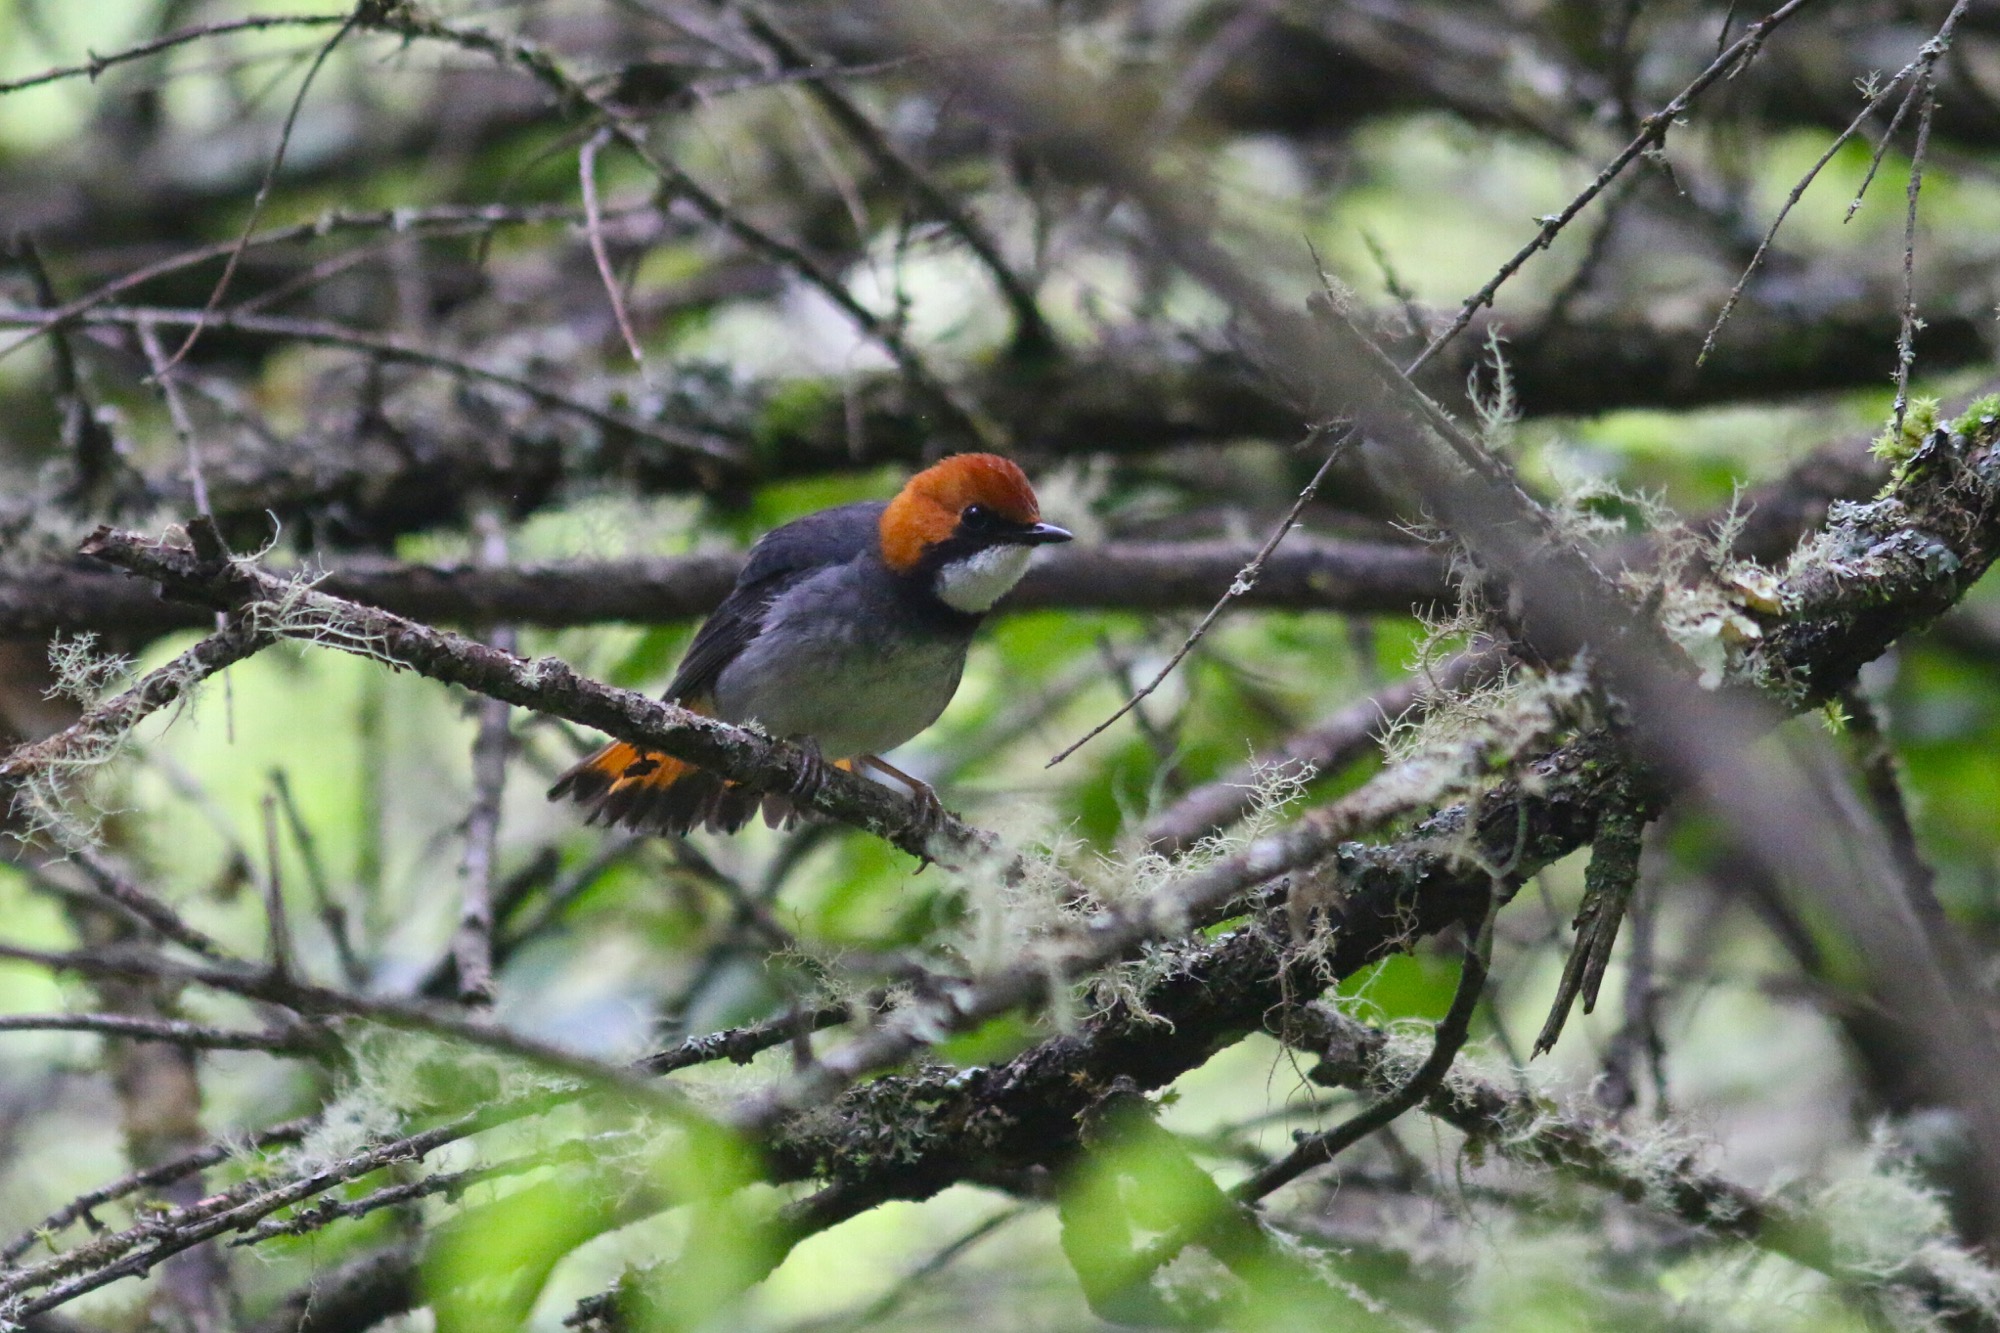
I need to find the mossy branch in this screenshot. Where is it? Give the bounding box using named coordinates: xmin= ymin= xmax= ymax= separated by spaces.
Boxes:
xmin=1281 ymin=1001 xmax=1998 ymax=1324
xmin=0 ymin=618 xmax=273 ymax=838
xmin=753 ymin=409 xmax=2000 ymax=1255
xmin=75 ymin=520 xmax=982 ymax=864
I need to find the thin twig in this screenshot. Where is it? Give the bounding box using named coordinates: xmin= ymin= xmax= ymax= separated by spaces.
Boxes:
xmin=730 ymin=0 xmax=1054 ymax=356
xmin=1893 ymin=81 xmax=1939 ymax=437
xmin=67 ymin=846 xmax=233 ymax=963
xmin=0 ymin=938 xmax=689 ymax=1113
xmin=1700 ymin=0 xmax=1971 ymax=368
xmin=452 ymin=509 xmax=515 ymax=1006
xmin=1842 ymin=688 xmax=1935 ymax=899
xmin=822 ymin=1206 xmax=1028 ymax=1333
xmin=158 ymin=11 xmax=362 ymax=371
xmin=134 ymin=322 xmax=212 ymax=521
xmin=259 ymin=793 xmax=296 ymax=982
xmin=1844 ymin=77 xmax=1924 ymax=222
xmin=0 ymin=1013 xmax=318 ymax=1054
xmin=1045 ymin=427 xmax=1356 ymax=767
xmin=0 ymin=13 xmax=348 ymax=97
xmin=3 ymin=305 xmax=740 ymax=462
xmin=135 ymin=315 xmax=236 ymax=741
xmin=1406 ymin=0 xmax=1818 ymax=378
xmin=0 ymin=204 xmax=605 ymax=369
xmin=6 ymin=236 xmax=119 ymax=495
xmin=578 ymin=127 xmax=646 ymax=366
xmin=269 ymin=769 xmax=366 ymax=987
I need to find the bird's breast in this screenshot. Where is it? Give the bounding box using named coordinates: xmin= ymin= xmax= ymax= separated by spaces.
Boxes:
xmin=709 ymin=561 xmax=974 ymax=758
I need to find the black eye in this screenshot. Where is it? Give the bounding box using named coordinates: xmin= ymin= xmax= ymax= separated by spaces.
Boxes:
xmin=962 ymin=503 xmax=996 ymax=529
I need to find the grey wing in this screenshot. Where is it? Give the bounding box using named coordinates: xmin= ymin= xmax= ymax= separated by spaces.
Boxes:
xmin=664 ymin=501 xmax=884 ymax=702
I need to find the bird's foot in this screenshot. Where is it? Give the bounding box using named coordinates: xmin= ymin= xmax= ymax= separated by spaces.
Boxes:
xmin=857 ymin=754 xmax=949 ymax=856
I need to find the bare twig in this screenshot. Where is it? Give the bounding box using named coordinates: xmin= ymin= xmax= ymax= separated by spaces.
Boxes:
xmin=67 ymin=846 xmax=233 ymax=963
xmin=1893 ymin=82 xmax=1940 ymax=436
xmin=452 ymin=509 xmax=516 ymax=1006
xmin=1407 ymin=0 xmax=1819 ymax=378
xmin=133 ymin=322 xmax=212 ymax=522
xmin=259 ymin=793 xmax=296 ymax=982
xmin=578 ymin=128 xmax=647 ymax=367
xmin=268 ymin=770 xmax=366 ymax=987
xmin=0 ymin=204 xmax=606 ymax=369
xmin=0 ymin=306 xmax=739 ymax=463
xmin=1045 ymin=427 xmax=1357 ymax=767
xmin=0 ymin=938 xmax=688 ymax=1112
xmin=158 ymin=11 xmax=363 ymax=371
xmin=0 ymin=1013 xmax=320 ymax=1055
xmin=0 ymin=13 xmax=349 ymax=97
xmin=1700 ymin=0 xmax=1972 ymax=368
xmin=730 ymin=0 xmax=1054 ymax=356
xmin=6 ymin=236 xmax=119 ymax=497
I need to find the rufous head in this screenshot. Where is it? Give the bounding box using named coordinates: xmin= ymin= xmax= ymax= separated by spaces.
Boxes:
xmin=879 ymin=453 xmax=1061 ymax=572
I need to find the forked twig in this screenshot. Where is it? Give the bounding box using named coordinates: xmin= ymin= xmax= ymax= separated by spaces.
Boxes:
xmin=1406 ymin=0 xmax=1817 ymax=379
xmin=0 ymin=13 xmax=348 ymax=97
xmin=1699 ymin=0 xmax=1972 ymax=368
xmin=157 ymin=11 xmax=364 ymax=372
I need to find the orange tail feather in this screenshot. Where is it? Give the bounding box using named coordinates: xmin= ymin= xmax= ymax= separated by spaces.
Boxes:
xmin=548 ymin=735 xmax=766 ymax=835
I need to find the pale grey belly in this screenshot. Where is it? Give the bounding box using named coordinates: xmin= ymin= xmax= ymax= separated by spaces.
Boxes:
xmin=711 ymin=578 xmax=970 ymax=758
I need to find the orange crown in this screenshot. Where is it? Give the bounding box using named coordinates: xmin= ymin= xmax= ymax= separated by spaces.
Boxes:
xmin=879 ymin=453 xmax=1042 ymax=571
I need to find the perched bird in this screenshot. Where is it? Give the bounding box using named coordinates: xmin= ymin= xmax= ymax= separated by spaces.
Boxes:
xmin=549 ymin=453 xmax=1071 ymax=834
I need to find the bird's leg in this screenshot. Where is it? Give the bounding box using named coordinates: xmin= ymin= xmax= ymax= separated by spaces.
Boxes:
xmin=855 ymin=754 xmax=947 ymax=840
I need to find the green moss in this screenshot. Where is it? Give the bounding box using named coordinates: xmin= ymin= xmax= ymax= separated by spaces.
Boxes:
xmin=1870 ymin=396 xmax=1941 ymax=472
xmin=1951 ymin=392 xmax=2000 ymax=436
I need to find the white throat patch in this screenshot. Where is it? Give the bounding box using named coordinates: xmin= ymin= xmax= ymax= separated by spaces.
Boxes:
xmin=935 ymin=545 xmax=1033 ymax=613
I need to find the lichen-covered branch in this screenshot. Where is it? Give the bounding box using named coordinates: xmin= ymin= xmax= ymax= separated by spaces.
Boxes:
xmin=751 ymin=408 xmax=2000 ymax=1252
xmin=75 ymin=521 xmax=984 ymax=863
xmin=1277 ymin=1001 xmax=1999 ymax=1325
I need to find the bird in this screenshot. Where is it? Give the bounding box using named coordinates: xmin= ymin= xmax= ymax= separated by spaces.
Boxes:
xmin=548 ymin=453 xmax=1072 ymax=835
